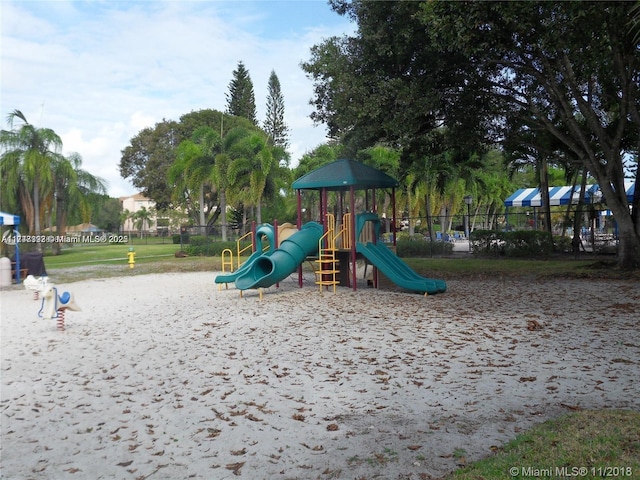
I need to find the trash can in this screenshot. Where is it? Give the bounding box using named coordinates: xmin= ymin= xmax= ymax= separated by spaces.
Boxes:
xmin=0 ymin=257 xmax=11 ymax=286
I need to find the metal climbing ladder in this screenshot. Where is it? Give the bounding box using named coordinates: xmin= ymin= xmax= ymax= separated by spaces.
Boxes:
xmin=314 ymin=214 xmax=348 ymax=293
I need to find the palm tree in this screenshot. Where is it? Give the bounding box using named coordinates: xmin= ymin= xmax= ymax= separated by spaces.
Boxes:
xmin=120 ymin=209 xmax=132 ymax=234
xmin=0 ymin=110 xmax=62 ymax=248
xmin=168 ymin=127 xmax=220 ymax=234
xmin=210 ymin=127 xmax=248 ymax=241
xmin=406 ymin=150 xmax=456 ymax=241
xmin=133 ymin=206 xmax=154 ymax=240
xmin=227 ymin=131 xmax=275 ymax=224
xmin=50 ymin=152 xmax=107 ymax=254
xmin=360 ymin=145 xmax=401 ymax=232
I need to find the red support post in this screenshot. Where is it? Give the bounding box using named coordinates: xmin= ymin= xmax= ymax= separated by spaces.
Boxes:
xmin=350 ymin=186 xmax=357 ymax=291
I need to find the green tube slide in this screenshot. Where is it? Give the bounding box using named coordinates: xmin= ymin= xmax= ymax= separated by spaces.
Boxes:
xmin=214 ymin=224 xmax=275 ymax=284
xmin=234 ymin=222 xmax=323 ymax=291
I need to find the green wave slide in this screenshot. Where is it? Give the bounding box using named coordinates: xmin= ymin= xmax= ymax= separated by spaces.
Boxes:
xmin=214 ymin=224 xmax=276 ymax=284
xmin=234 ymin=222 xmax=323 ymax=291
xmin=356 ymin=241 xmax=447 ymax=294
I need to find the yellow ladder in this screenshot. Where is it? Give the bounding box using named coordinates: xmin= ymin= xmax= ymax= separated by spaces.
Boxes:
xmin=315 ymin=214 xmax=340 ymax=293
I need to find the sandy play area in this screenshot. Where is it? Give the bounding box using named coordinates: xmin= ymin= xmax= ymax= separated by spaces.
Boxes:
xmin=1 ymin=271 xmax=638 ymax=479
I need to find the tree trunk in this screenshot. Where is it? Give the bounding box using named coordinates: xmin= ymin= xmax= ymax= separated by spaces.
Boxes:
xmin=220 ymin=190 xmax=228 ymax=242
xmin=539 ymin=157 xmax=552 ymax=236
xmin=596 ymin=178 xmax=640 ymax=269
xmin=53 ymin=194 xmax=66 ymax=256
xmin=256 ymin=199 xmax=262 ymax=225
xmin=198 ymin=184 xmax=206 ymax=235
xmin=616 ymin=218 xmax=640 ymax=269
xmin=33 ymin=176 xmax=42 ymax=252
xmin=241 ymin=208 xmax=248 ymax=235
xmin=425 ymin=192 xmax=435 ymax=241
xmin=19 ymin=187 xmax=35 ymax=235
xmin=572 ymin=170 xmax=588 ymax=255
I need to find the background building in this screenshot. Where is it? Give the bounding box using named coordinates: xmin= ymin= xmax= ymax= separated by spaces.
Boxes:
xmin=119 ymin=193 xmax=157 ymax=235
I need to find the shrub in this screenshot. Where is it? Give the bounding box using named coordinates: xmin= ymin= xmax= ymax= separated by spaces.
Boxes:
xmin=173 ymin=233 xmax=189 ymax=245
xmin=553 ymin=235 xmax=572 ymax=253
xmin=183 ymin=238 xmax=252 ymax=257
xmin=470 ymin=230 xmax=554 ymax=257
xmin=396 ymin=235 xmax=453 ymax=257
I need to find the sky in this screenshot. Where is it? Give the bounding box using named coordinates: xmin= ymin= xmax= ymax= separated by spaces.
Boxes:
xmin=1 ymin=0 xmax=355 ymax=198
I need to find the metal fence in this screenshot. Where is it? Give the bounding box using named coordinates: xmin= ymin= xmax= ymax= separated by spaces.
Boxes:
xmin=139 ymin=208 xmax=621 ymax=251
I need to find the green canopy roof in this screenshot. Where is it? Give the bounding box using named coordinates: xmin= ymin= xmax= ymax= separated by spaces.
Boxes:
xmin=292 ymin=159 xmax=399 ymax=191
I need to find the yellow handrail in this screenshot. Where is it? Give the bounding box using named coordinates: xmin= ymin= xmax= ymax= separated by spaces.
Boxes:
xmin=218 ymin=248 xmax=234 ymax=290
xmin=341 ymin=213 xmax=352 ymax=249
xmin=221 ymin=248 xmax=234 ymax=273
xmin=236 ymin=231 xmax=255 ymax=270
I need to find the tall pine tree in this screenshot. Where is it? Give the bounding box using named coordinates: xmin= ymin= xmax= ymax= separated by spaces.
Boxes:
xmin=263 ymin=70 xmax=289 ymax=149
xmin=225 ymin=61 xmax=257 ymax=125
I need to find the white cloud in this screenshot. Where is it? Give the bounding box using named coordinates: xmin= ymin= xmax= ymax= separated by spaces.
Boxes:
xmin=1 ymin=1 xmax=354 ymax=198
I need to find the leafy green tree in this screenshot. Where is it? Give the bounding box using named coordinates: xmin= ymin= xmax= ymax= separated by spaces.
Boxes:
xmin=293 ymin=143 xmax=344 ymax=179
xmin=226 ymin=61 xmax=257 ymax=125
xmin=303 ymin=1 xmax=488 ymax=161
xmin=0 ymin=110 xmax=62 ymax=244
xmin=120 ymin=109 xmax=258 ymax=211
xmin=87 ymin=194 xmax=121 ymax=232
xmin=119 ymin=119 xmax=179 ymax=210
xmin=263 ymin=70 xmax=290 ymax=151
xmin=420 ymin=1 xmax=640 ymax=268
xmin=291 ymin=143 xmax=344 ymax=222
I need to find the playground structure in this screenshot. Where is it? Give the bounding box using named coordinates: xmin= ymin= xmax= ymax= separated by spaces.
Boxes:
xmin=215 ymin=159 xmax=447 ymax=296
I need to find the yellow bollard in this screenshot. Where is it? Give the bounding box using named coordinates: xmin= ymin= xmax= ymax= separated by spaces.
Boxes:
xmin=127 ymin=247 xmax=136 ymax=269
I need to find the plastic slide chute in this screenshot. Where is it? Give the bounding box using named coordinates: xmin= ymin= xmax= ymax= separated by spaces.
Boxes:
xmin=357 ymin=241 xmax=447 ymax=294
xmin=214 ymin=224 xmax=275 ymax=284
xmin=354 ymin=212 xmax=446 ymax=294
xmin=234 ymin=222 xmax=323 ymax=291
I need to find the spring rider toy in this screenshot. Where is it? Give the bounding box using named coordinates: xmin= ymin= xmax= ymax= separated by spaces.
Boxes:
xmin=23 ymin=274 xmax=50 ymax=300
xmin=39 ymin=284 xmax=81 ymax=331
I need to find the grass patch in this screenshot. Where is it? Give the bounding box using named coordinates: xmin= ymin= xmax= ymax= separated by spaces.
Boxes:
xmin=43 ymin=243 xmax=179 ymax=267
xmin=447 ymin=410 xmax=640 ymax=479
xmin=36 ymin=243 xmax=219 ymax=283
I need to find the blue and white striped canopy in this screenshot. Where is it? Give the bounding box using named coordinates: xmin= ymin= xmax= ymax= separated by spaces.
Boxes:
xmin=588 ymin=182 xmax=635 ymax=203
xmin=504 ymin=186 xmax=589 ymax=207
xmin=0 ymin=211 xmax=20 ymax=226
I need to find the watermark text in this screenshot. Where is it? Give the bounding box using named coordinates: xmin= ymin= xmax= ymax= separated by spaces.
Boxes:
xmin=2 ymin=231 xmax=129 ymax=245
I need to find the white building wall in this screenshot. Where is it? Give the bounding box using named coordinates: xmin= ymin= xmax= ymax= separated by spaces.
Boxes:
xmin=119 ymin=193 xmax=157 ymax=233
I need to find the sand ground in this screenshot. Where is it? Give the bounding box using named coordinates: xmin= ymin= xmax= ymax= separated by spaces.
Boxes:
xmin=1 ymin=271 xmax=638 ymax=479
